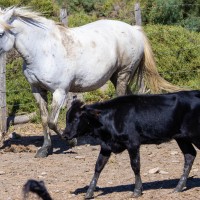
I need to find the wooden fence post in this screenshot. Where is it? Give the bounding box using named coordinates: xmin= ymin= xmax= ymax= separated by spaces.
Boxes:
xmin=60 ymin=4 xmax=68 ymax=27
xmin=0 ymin=53 xmax=7 ymax=140
xmin=134 ymin=2 xmax=142 ymax=26
xmin=134 ymin=2 xmax=146 ymax=93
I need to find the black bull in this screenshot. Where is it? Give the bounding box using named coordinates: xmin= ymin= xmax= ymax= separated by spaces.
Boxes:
xmin=62 ymin=90 xmax=200 ymax=198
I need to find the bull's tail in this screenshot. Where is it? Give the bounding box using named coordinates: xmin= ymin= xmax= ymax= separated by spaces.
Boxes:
xmin=137 ymin=27 xmax=182 ymax=93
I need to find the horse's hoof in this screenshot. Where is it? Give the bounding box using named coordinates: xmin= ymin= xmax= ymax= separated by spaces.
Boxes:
xmin=173 ymin=184 xmax=186 ymax=193
xmin=68 ymin=138 xmax=77 ymax=147
xmin=85 ymin=192 xmax=93 ymax=199
xmin=173 ymin=187 xmax=185 ymax=193
xmin=132 ymin=190 xmax=142 ymax=198
xmin=35 ymin=148 xmax=48 ymax=158
xmin=85 ymin=188 xmax=94 ymax=199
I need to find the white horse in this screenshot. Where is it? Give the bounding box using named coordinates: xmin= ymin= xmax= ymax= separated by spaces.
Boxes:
xmin=0 ymin=7 xmax=180 ymax=157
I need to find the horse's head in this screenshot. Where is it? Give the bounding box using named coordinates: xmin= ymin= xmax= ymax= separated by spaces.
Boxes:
xmin=0 ymin=7 xmax=15 ymax=54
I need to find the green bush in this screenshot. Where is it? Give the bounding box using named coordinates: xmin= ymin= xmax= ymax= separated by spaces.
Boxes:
xmin=68 ymin=11 xmax=97 ymax=27
xmin=0 ymin=0 xmax=21 ymax=8
xmin=6 ymin=58 xmax=38 ymax=115
xmin=144 ymin=25 xmax=200 ymax=88
xmin=141 ymin=0 xmax=200 ymax=32
xmin=28 ymin=0 xmax=58 ymax=18
xmin=83 ymin=81 xmax=115 ymax=103
xmin=0 ymin=0 xmax=59 ymax=19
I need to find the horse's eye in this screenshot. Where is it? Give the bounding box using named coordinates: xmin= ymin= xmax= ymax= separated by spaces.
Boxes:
xmin=0 ymin=32 xmax=5 ymax=38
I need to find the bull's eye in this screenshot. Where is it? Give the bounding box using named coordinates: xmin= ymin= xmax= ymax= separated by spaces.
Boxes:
xmin=74 ymin=118 xmax=78 ymax=122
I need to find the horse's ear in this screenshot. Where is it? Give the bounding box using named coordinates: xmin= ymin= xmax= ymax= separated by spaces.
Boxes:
xmin=3 ymin=7 xmax=15 ymax=22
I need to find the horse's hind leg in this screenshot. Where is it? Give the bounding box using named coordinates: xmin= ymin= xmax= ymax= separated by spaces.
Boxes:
xmin=174 ymin=139 xmax=196 ymax=192
xmin=110 ymin=70 xmax=132 ymax=96
xmin=32 ymin=86 xmax=51 ymax=158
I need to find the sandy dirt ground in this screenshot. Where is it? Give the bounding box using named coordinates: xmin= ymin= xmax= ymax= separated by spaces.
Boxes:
xmin=0 ymin=123 xmax=200 ymax=200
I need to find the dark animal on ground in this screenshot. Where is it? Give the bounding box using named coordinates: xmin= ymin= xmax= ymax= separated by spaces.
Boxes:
xmin=62 ymin=90 xmax=200 ymax=199
xmin=23 ymin=179 xmax=52 ymax=200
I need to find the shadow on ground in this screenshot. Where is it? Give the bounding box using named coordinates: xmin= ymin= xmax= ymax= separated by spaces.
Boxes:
xmin=0 ymin=133 xmax=99 ymax=155
xmin=74 ymin=177 xmax=200 ymax=198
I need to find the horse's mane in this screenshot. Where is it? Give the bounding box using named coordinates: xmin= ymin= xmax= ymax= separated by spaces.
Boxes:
xmin=0 ymin=7 xmax=54 ymax=30
xmin=1 ymin=6 xmax=42 ymax=20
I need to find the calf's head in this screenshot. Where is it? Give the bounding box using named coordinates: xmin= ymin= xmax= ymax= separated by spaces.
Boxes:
xmin=62 ymin=99 xmax=102 ymax=140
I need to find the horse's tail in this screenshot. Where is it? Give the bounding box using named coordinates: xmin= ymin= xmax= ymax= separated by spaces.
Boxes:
xmin=137 ymin=27 xmax=182 ymax=93
xmin=23 ymin=179 xmax=52 ymax=200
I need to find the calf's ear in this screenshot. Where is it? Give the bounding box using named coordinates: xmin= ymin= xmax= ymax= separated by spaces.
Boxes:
xmin=86 ymin=108 xmax=101 ymax=119
xmin=71 ymin=99 xmax=84 ymax=108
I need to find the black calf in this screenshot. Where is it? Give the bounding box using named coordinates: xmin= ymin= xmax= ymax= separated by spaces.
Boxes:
xmin=62 ymin=90 xmax=200 ymax=198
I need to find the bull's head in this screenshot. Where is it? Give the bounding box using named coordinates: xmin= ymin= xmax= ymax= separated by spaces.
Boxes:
xmin=62 ymin=99 xmax=102 ymax=141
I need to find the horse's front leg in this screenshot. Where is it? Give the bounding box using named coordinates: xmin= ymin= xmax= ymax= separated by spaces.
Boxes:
xmin=85 ymin=146 xmax=111 ymax=199
xmin=32 ymin=87 xmax=51 ymax=158
xmin=128 ymin=146 xmax=143 ymax=197
xmin=48 ymin=89 xmax=77 ymax=147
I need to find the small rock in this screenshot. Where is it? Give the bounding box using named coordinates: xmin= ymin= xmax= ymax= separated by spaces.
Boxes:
xmin=170 ymin=151 xmax=178 ymax=155
xmin=38 ymin=176 xmax=45 ymax=179
xmin=75 ymin=156 xmax=85 ymax=160
xmin=0 ymin=171 xmax=5 ymax=175
xmin=70 ymin=194 xmax=76 ymax=197
xmin=148 ymin=167 xmax=160 ymax=174
xmin=41 ymin=172 xmax=47 ymax=176
xmin=172 ymin=160 xmax=180 ymax=163
xmin=159 ymin=170 xmax=169 ymax=175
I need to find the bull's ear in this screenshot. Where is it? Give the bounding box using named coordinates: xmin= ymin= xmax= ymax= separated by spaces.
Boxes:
xmin=71 ymin=99 xmax=84 ymax=108
xmin=85 ymin=107 xmax=101 ymax=119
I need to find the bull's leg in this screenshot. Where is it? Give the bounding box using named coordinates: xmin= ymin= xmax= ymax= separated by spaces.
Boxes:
xmin=31 ymin=87 xmax=51 ymax=158
xmin=85 ymin=147 xmax=111 ymax=199
xmin=128 ymin=147 xmax=143 ymax=197
xmin=174 ymin=139 xmax=196 ymax=192
xmin=48 ymin=89 xmax=77 ymax=147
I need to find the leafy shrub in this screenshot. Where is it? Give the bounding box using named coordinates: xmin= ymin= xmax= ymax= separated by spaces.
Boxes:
xmin=57 ymin=0 xmax=100 ymax=13
xmin=28 ymin=0 xmax=58 ymax=18
xmin=144 ymin=25 xmax=200 ymax=88
xmin=6 ymin=58 xmax=38 ymax=115
xmin=0 ymin=0 xmax=21 ymax=8
xmin=68 ymin=10 xmax=97 ymax=27
xmin=141 ymin=0 xmax=200 ymax=32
